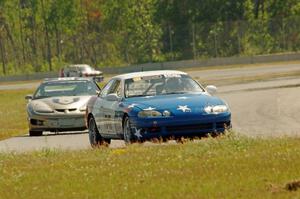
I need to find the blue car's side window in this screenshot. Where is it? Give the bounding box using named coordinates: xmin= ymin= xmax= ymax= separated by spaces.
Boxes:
xmin=100 ymin=80 xmax=115 ymax=98
xmin=109 ymin=80 xmax=121 ymax=97
xmin=100 ymin=79 xmax=121 ymax=99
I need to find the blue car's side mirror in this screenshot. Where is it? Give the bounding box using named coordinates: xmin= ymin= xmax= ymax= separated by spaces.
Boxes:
xmin=106 ymin=93 xmax=120 ymax=101
xmin=205 ymin=85 xmax=217 ymax=95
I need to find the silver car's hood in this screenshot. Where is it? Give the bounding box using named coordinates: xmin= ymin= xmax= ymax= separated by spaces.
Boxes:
xmin=30 ymin=96 xmax=91 ymax=111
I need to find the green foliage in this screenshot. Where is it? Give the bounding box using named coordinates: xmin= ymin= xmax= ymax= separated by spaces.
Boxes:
xmin=0 ymin=0 xmax=299 ymax=76
xmin=104 ymin=0 xmax=162 ymax=63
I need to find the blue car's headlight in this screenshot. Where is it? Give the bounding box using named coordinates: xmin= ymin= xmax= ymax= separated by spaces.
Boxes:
xmin=204 ymin=105 xmax=228 ymax=114
xmin=138 ymin=110 xmax=162 ymax=118
xmin=162 ymin=110 xmax=171 ymax=117
xmin=138 ymin=110 xmax=172 ymax=118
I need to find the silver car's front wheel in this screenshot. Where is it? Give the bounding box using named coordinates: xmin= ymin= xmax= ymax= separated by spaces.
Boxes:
xmin=29 ymin=130 xmax=43 ymax=136
xmin=88 ymin=117 xmax=110 ymax=147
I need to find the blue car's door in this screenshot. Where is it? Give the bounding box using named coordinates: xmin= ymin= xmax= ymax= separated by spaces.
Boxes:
xmin=98 ymin=100 xmax=117 ymax=135
xmin=95 ymin=79 xmax=122 ymax=137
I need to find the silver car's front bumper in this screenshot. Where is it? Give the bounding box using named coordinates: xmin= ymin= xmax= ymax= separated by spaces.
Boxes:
xmin=28 ymin=112 xmax=86 ymax=132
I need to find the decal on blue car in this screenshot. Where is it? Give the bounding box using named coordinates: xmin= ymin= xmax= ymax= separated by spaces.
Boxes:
xmin=177 ymin=105 xmax=191 ymax=112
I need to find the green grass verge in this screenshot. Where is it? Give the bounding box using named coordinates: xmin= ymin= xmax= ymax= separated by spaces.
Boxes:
xmin=0 ymin=135 xmax=300 ymax=198
xmin=183 ymin=60 xmax=300 ymax=73
xmin=0 ymin=80 xmax=41 ymax=86
xmin=0 ymin=89 xmax=34 ymax=140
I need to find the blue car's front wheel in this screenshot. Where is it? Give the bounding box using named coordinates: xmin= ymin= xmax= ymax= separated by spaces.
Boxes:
xmin=123 ymin=116 xmax=137 ymax=144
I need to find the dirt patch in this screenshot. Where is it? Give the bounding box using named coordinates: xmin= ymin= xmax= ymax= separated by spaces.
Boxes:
xmin=285 ymin=180 xmax=300 ymax=191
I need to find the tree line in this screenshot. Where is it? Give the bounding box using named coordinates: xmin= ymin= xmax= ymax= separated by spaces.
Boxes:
xmin=0 ymin=0 xmax=299 ymax=75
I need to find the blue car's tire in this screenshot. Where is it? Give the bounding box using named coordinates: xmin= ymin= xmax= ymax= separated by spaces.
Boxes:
xmin=123 ymin=116 xmax=137 ymax=144
xmin=88 ymin=117 xmax=110 ymax=147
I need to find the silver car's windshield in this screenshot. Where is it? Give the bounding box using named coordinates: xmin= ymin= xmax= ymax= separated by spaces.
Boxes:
xmin=33 ymin=81 xmax=99 ymax=99
xmin=124 ymin=74 xmax=204 ymax=98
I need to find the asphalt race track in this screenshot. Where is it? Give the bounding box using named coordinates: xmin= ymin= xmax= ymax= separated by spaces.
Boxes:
xmin=0 ymin=63 xmax=300 ymax=152
xmin=1 ymin=62 xmax=300 ymax=91
xmin=220 ymin=84 xmax=300 ymax=137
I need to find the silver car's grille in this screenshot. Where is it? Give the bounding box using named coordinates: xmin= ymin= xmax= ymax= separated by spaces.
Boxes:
xmin=55 ymin=109 xmax=77 ymax=113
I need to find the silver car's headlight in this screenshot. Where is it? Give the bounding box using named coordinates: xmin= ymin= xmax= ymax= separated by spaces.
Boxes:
xmin=34 ymin=105 xmax=54 ymax=113
xmin=138 ymin=110 xmax=162 ymax=118
xmin=35 ymin=109 xmax=54 ymax=113
xmin=27 ymin=104 xmax=35 ymax=114
xmin=204 ymin=105 xmax=228 ymax=114
xmin=79 ymin=104 xmax=87 ymax=112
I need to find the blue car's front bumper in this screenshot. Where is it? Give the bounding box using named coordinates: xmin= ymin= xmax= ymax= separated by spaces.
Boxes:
xmin=129 ymin=112 xmax=231 ymax=139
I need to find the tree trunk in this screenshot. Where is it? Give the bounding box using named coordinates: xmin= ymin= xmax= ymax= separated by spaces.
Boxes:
xmin=54 ymin=22 xmax=61 ymax=60
xmin=41 ymin=0 xmax=52 ymax=71
xmin=4 ymin=23 xmax=21 ymax=70
xmin=18 ymin=0 xmax=26 ymax=64
xmin=91 ymin=42 xmax=97 ymax=66
xmin=254 ymin=0 xmax=265 ymax=19
xmin=0 ymin=35 xmax=7 ymax=75
xmin=28 ymin=1 xmax=39 ymax=72
xmin=72 ymin=36 xmax=78 ymax=63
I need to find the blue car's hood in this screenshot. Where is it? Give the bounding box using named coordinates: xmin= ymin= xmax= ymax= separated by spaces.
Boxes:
xmin=124 ymin=93 xmax=226 ymax=114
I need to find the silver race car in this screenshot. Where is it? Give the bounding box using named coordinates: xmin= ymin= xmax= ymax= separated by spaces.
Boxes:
xmin=25 ymin=77 xmax=100 ymax=136
xmin=59 ymin=64 xmax=104 ymax=82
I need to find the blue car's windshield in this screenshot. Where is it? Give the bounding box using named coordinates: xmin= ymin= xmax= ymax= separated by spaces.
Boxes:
xmin=124 ymin=74 xmax=204 ymax=98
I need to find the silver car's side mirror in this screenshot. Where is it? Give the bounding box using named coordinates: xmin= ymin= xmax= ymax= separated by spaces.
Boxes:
xmin=96 ymin=90 xmax=101 ymax=96
xmin=93 ymin=76 xmax=104 ymax=82
xmin=25 ymin=94 xmax=33 ymax=100
xmin=106 ymin=93 xmax=120 ymax=101
xmin=205 ymin=85 xmax=217 ymax=95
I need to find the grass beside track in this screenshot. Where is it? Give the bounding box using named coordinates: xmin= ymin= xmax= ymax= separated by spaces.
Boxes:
xmin=0 ymin=135 xmax=300 ymax=198
xmin=183 ymin=60 xmax=300 ymax=73
xmin=0 ymin=80 xmax=41 ymax=86
xmin=0 ymin=89 xmax=33 ymax=140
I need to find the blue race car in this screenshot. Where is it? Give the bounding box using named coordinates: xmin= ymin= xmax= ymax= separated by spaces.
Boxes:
xmin=86 ymin=70 xmax=231 ymax=146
